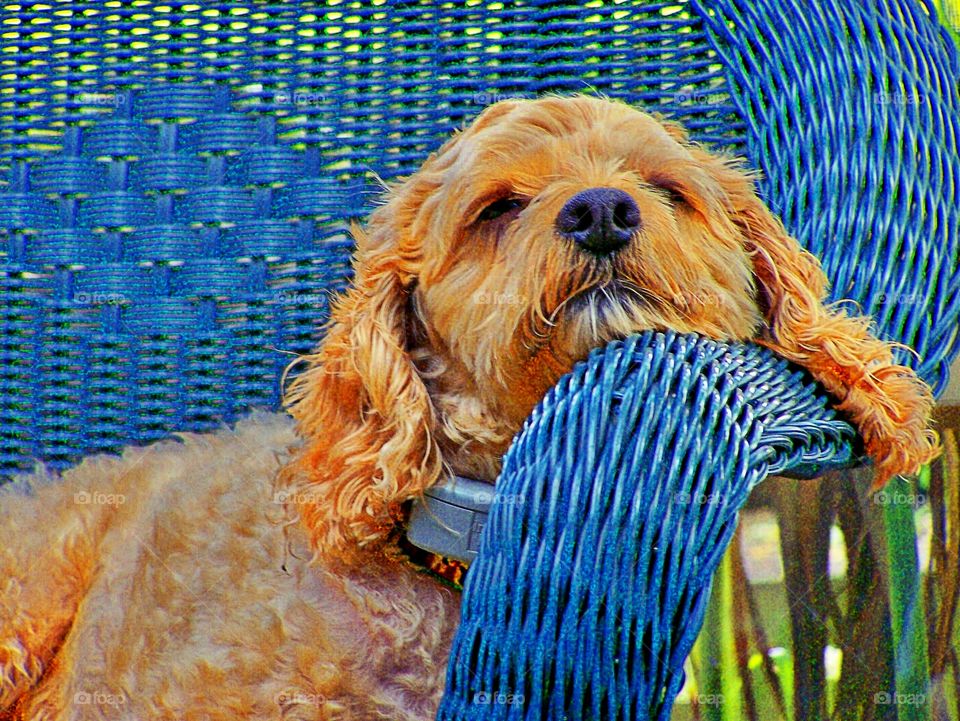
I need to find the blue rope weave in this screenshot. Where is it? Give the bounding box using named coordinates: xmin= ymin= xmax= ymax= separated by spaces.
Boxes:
xmin=438 ymin=330 xmax=858 ymax=721
xmin=0 ymin=1 xmax=957 ymax=478
xmin=695 ymin=0 xmax=960 ymax=388
xmin=0 ymin=2 xmax=742 ymax=477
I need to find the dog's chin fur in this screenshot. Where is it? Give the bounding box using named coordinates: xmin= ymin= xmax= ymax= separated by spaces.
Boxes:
xmin=545 ymin=271 xmax=762 ymax=367
xmin=0 ymin=95 xmax=940 ymax=720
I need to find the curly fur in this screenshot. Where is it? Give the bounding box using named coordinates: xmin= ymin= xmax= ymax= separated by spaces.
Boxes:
xmin=281 ymin=95 xmax=937 ymax=560
xmin=0 ymin=95 xmax=937 ymax=720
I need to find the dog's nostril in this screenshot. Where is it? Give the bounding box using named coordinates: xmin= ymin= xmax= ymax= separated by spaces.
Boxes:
xmin=613 ymin=201 xmax=639 ymax=231
xmin=569 ymin=206 xmax=595 ymax=234
xmin=556 ymin=187 xmax=641 ymax=255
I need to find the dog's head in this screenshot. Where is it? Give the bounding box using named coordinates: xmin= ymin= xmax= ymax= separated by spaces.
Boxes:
xmin=282 ymin=95 xmax=937 ymax=558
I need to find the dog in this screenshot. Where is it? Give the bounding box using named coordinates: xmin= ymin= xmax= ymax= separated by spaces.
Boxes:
xmin=0 ymin=95 xmax=938 ymax=720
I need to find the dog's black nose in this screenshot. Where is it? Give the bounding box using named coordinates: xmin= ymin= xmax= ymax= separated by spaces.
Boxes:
xmin=556 ymin=188 xmax=640 ymax=255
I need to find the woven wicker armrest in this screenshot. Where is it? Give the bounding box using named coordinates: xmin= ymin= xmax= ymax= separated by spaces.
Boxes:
xmin=439 ymin=330 xmax=858 ymax=721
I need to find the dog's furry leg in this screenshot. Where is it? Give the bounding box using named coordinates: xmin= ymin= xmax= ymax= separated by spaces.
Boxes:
xmin=0 ymin=415 xmax=300 ymax=719
xmin=0 ymin=465 xmax=118 ymax=711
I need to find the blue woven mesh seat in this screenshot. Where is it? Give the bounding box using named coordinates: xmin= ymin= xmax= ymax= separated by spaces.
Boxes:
xmin=1 ymin=1 xmax=957 ymax=476
xmin=1 ymin=1 xmax=958 ymax=719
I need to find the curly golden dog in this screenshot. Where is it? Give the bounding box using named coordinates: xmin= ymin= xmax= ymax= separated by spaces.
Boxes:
xmin=0 ymin=96 xmax=937 ymax=720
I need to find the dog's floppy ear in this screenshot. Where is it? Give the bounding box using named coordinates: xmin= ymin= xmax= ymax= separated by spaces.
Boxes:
xmin=726 ymin=176 xmax=939 ymax=485
xmin=280 ymin=210 xmax=442 ymax=560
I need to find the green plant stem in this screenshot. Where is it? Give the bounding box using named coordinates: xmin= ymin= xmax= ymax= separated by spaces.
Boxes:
xmin=882 ymin=475 xmax=931 ymax=721
xmin=702 ymin=548 xmax=741 ymax=721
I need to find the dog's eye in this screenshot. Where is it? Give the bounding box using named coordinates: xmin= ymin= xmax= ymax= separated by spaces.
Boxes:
xmin=651 ymin=180 xmax=689 ymax=207
xmin=478 ymin=197 xmax=524 ymax=222
xmin=662 ymin=188 xmax=688 ymax=206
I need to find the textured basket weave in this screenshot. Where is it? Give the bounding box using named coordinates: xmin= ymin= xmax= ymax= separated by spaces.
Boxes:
xmin=2 ymin=0 xmax=957 ymax=478
xmin=0 ymin=1 xmax=743 ymax=477
xmin=438 ymin=331 xmax=858 ymax=720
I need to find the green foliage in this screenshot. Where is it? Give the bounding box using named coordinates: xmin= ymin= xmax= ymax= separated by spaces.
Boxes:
xmin=933 ymin=0 xmax=960 ymax=43
xmin=677 ymin=428 xmax=960 ymax=721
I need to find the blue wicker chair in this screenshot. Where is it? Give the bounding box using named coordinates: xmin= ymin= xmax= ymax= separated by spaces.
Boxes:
xmin=1 ymin=2 xmax=957 ymax=720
